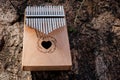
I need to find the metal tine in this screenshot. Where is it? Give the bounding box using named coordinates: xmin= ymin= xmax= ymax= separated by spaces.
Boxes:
xmin=38 ymin=6 xmax=39 ymax=15
xmin=38 ymin=6 xmax=40 ymax=15
xmin=45 ymin=6 xmax=47 ymax=15
xmin=54 ymin=18 xmax=57 ymax=30
xmin=58 ymin=6 xmax=60 ymax=15
xmin=49 ymin=6 xmax=51 ymax=15
xmin=52 ymin=18 xmax=55 ymax=30
xmin=40 ymin=18 xmax=42 ymax=32
xmin=45 ymin=6 xmax=46 ymax=15
xmin=46 ymin=18 xmax=49 ymax=33
xmin=57 ymin=6 xmax=59 ymax=15
xmin=30 ymin=18 xmax=32 ymax=28
xmin=56 ymin=6 xmax=58 ymax=15
xmin=49 ymin=18 xmax=53 ymax=33
xmin=48 ymin=6 xmax=50 ymax=15
xmin=35 ymin=6 xmax=36 ymax=15
xmin=29 ymin=6 xmax=31 ymax=15
xmin=53 ymin=6 xmax=55 ymax=15
xmin=32 ymin=6 xmax=34 ymax=15
xmin=60 ymin=6 xmax=62 ymax=15
xmin=35 ymin=18 xmax=37 ymax=30
xmin=43 ymin=6 xmax=44 ymax=15
xmin=33 ymin=18 xmax=35 ymax=29
xmin=40 ymin=18 xmax=43 ymax=33
xmin=54 ymin=6 xmax=56 ymax=15
xmin=58 ymin=18 xmax=61 ymax=28
xmin=55 ymin=18 xmax=58 ymax=29
xmin=44 ymin=6 xmax=46 ymax=15
xmin=34 ymin=6 xmax=36 ymax=15
xmin=41 ymin=6 xmax=43 ymax=15
xmin=45 ymin=18 xmax=48 ymax=34
xmin=61 ymin=18 xmax=64 ymax=27
xmin=55 ymin=6 xmax=57 ymax=15
xmin=33 ymin=6 xmax=34 ymax=15
xmin=56 ymin=18 xmax=59 ymax=29
xmin=31 ymin=6 xmax=33 ymax=15
xmin=37 ymin=18 xmax=40 ymax=32
xmin=45 ymin=18 xmax=47 ymax=34
xmin=36 ymin=6 xmax=38 ymax=15
xmin=43 ymin=18 xmax=45 ymax=34
xmin=47 ymin=6 xmax=48 ymax=15
xmin=48 ymin=19 xmax=52 ymax=33
xmin=46 ymin=6 xmax=48 ymax=15
xmin=37 ymin=6 xmax=38 ymax=15
xmin=28 ymin=6 xmax=30 ymax=15
xmin=60 ymin=18 xmax=62 ymax=27
xmin=50 ymin=6 xmax=52 ymax=15
xmin=33 ymin=18 xmax=35 ymax=28
xmin=35 ymin=18 xmax=38 ymax=31
xmin=35 ymin=18 xmax=36 ymax=30
xmin=51 ymin=6 xmax=53 ymax=15
xmin=62 ymin=6 xmax=65 ymax=16
xmin=55 ymin=18 xmax=57 ymax=30
xmin=31 ymin=7 xmax=33 ymax=15
xmin=46 ymin=18 xmax=49 ymax=34
xmin=34 ymin=18 xmax=37 ymax=29
xmin=47 ymin=6 xmax=49 ymax=15
xmin=38 ymin=18 xmax=39 ymax=32
xmin=40 ymin=6 xmax=42 ymax=15
xmin=39 ymin=18 xmax=42 ymax=32
xmin=51 ymin=18 xmax=54 ymax=30
xmin=44 ymin=6 xmax=45 ymax=15
xmin=59 ymin=6 xmax=61 ymax=15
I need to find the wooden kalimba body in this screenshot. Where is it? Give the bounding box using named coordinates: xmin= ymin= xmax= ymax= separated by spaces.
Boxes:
xmin=22 ymin=6 xmax=72 ymax=71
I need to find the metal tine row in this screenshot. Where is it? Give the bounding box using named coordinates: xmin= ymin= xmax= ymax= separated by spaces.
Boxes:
xmin=26 ymin=6 xmax=64 ymax=16
xmin=26 ymin=18 xmax=66 ymax=34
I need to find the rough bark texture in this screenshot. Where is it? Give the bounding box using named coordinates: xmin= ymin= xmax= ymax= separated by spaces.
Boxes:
xmin=0 ymin=0 xmax=120 ymax=80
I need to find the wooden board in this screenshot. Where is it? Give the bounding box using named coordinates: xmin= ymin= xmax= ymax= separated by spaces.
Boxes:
xmin=22 ymin=25 xmax=72 ymax=71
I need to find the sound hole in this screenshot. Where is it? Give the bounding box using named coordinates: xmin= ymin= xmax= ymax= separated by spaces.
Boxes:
xmin=41 ymin=41 xmax=52 ymax=49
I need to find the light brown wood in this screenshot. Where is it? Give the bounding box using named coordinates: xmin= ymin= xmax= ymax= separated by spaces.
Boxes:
xmin=22 ymin=25 xmax=72 ymax=71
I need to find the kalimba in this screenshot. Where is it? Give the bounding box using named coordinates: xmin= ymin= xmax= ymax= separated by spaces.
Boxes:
xmin=22 ymin=6 xmax=72 ymax=71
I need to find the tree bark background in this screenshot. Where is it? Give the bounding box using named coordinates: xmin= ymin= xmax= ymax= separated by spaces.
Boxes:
xmin=0 ymin=0 xmax=120 ymax=80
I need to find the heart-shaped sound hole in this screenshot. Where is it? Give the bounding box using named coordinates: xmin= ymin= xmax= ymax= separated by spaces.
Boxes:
xmin=41 ymin=41 xmax=52 ymax=49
